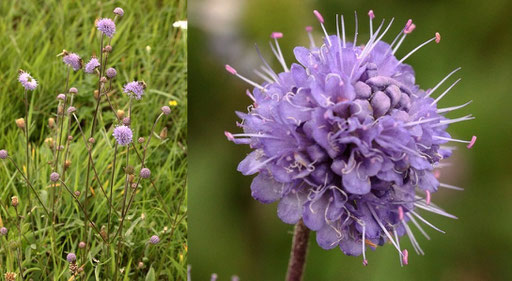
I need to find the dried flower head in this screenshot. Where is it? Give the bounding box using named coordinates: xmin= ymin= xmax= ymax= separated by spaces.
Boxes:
xmin=11 ymin=196 xmax=18 ymax=207
xmin=0 ymin=227 xmax=8 ymax=235
xmin=66 ymin=252 xmax=76 ymax=263
xmin=74 ymin=190 xmax=81 ymax=197
xmin=4 ymin=272 xmax=16 ymax=281
xmin=78 ymin=241 xmax=86 ymax=249
xmin=226 ymin=10 xmax=476 ymax=265
xmin=113 ymin=7 xmax=124 ymax=16
xmin=140 ymin=168 xmax=151 ymax=179
xmin=96 ymin=18 xmax=116 ymax=38
xmin=15 ymin=118 xmax=25 ymax=129
xmin=62 ymin=51 xmax=83 ymax=71
xmin=18 ymin=70 xmax=38 ymax=91
xmin=161 ymin=106 xmax=171 ymax=115
xmin=106 ymin=67 xmax=117 ymax=78
xmin=50 ymin=172 xmax=60 ymax=182
xmin=138 ymin=137 xmax=145 ymax=143
xmin=123 ymin=81 xmax=146 ymax=100
xmin=88 ymin=137 xmax=95 ymax=144
xmin=159 ymin=127 xmax=168 ymax=139
xmin=0 ymin=150 xmax=7 ymax=159
xmin=122 ymin=117 xmax=131 ymax=126
xmin=85 ymin=57 xmax=100 ymax=73
xmin=103 ymin=45 xmax=112 ymax=53
xmin=149 ymin=235 xmax=160 ymax=244
xmin=113 ymin=125 xmax=133 ymax=146
xmin=69 ymin=87 xmax=78 ymax=94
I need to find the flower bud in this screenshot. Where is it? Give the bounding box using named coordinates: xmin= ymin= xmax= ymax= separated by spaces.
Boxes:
xmin=78 ymin=241 xmax=86 ymax=249
xmin=64 ymin=160 xmax=72 ymax=168
xmin=116 ymin=110 xmax=125 ymax=120
xmin=0 ymin=150 xmax=7 ymax=159
xmin=94 ymin=90 xmax=100 ymax=100
xmin=140 ymin=168 xmax=151 ymax=179
xmin=15 ymin=118 xmax=25 ymax=129
xmin=58 ymin=105 xmax=64 ymax=115
xmin=74 ymin=190 xmax=81 ymax=197
xmin=48 ymin=118 xmax=56 ymax=128
xmin=138 ymin=137 xmax=145 ymax=144
xmin=100 ymin=76 xmax=107 ymax=84
xmin=122 ymin=117 xmax=131 ymax=126
xmin=103 ymin=45 xmax=112 ymax=53
xmin=11 ymin=196 xmax=18 ymax=207
xmin=50 ymin=172 xmax=60 ymax=182
xmin=125 ymin=165 xmax=134 ymax=175
xmin=159 ymin=127 xmax=168 ymax=139
xmin=88 ymin=137 xmax=95 ymax=144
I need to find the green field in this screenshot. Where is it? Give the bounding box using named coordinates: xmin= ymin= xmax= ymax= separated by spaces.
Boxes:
xmin=0 ymin=1 xmax=187 ymax=280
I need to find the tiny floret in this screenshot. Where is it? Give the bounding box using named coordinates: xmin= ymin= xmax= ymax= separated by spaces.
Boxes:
xmin=149 ymin=235 xmax=160 ymax=244
xmin=85 ymin=57 xmax=101 ymax=73
xmin=140 ymin=168 xmax=151 ymax=179
xmin=66 ymin=253 xmax=76 ymax=263
xmin=113 ymin=125 xmax=133 ymax=146
xmin=96 ymin=18 xmax=116 ymax=38
xmin=18 ymin=70 xmax=38 ymax=91
xmin=0 ymin=150 xmax=7 ymax=159
xmin=123 ymin=81 xmax=146 ymax=100
xmin=50 ymin=172 xmax=60 ymax=182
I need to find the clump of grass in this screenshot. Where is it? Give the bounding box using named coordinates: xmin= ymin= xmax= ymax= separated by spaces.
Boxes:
xmin=0 ymin=1 xmax=187 ymax=280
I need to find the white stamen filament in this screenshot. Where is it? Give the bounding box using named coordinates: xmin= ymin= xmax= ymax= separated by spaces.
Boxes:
xmin=430 ymin=115 xmax=474 ymax=128
xmin=403 ymin=221 xmax=424 ymax=255
xmin=393 ymin=229 xmax=403 ymax=266
xmin=433 ymin=135 xmax=471 ymax=144
xmin=336 ymin=14 xmax=344 ymax=72
xmin=398 ymin=36 xmax=437 ymax=65
xmin=353 ymin=11 xmax=358 ymax=49
xmin=411 ymin=211 xmax=445 ymax=233
xmin=427 ymin=67 xmax=462 ymax=97
xmin=439 ymin=182 xmax=464 ymax=191
xmin=407 ymin=214 xmax=431 ymax=240
xmin=368 ymin=205 xmax=403 ymax=255
xmin=437 ymin=100 xmax=472 ymax=114
xmin=431 ymin=78 xmax=462 ymax=105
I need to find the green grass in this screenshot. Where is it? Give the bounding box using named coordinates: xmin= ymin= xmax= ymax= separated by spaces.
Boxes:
xmin=0 ymin=0 xmax=187 ymax=280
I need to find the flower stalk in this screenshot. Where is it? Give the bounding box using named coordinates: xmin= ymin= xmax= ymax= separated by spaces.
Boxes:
xmin=286 ymin=220 xmax=310 ymax=281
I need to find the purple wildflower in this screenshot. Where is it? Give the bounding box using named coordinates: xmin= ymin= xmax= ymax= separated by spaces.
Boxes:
xmin=78 ymin=241 xmax=86 ymax=249
xmin=0 ymin=227 xmax=7 ymax=235
xmin=69 ymin=87 xmax=78 ymax=94
xmin=57 ymin=94 xmax=66 ymax=101
xmin=106 ymin=67 xmax=117 ymax=78
xmin=85 ymin=57 xmax=100 ymax=73
xmin=63 ymin=52 xmax=83 ymax=71
xmin=161 ymin=106 xmax=171 ymax=115
xmin=66 ymin=253 xmax=76 ymax=263
xmin=226 ymin=10 xmax=476 ymax=265
xmin=123 ymin=81 xmax=146 ymax=100
xmin=113 ymin=125 xmax=133 ymax=146
xmin=96 ymin=18 xmax=116 ymax=38
xmin=149 ymin=235 xmax=160 ymax=244
xmin=50 ymin=172 xmax=60 ymax=182
xmin=0 ymin=150 xmax=7 ymax=159
xmin=113 ymin=7 xmax=124 ymax=16
xmin=67 ymin=106 xmax=76 ymax=114
xmin=18 ymin=71 xmax=38 ymax=91
xmin=140 ymin=168 xmax=151 ymax=179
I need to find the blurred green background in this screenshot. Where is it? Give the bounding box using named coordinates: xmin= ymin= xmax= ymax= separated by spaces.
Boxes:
xmin=189 ymin=0 xmax=512 ymax=280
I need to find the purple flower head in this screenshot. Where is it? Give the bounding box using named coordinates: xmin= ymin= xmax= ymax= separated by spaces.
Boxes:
xmin=85 ymin=57 xmax=100 ymax=73
xmin=96 ymin=18 xmax=116 ymax=38
xmin=149 ymin=235 xmax=160 ymax=244
xmin=78 ymin=241 xmax=86 ymax=249
xmin=63 ymin=52 xmax=83 ymax=71
xmin=123 ymin=81 xmax=146 ymax=100
xmin=67 ymin=106 xmax=76 ymax=114
xmin=69 ymin=87 xmax=78 ymax=94
xmin=113 ymin=125 xmax=133 ymax=146
xmin=161 ymin=106 xmax=171 ymax=115
xmin=226 ymin=10 xmax=477 ymax=265
xmin=140 ymin=168 xmax=151 ymax=179
xmin=18 ymin=71 xmax=38 ymax=91
xmin=113 ymin=7 xmax=124 ymax=16
xmin=50 ymin=172 xmax=60 ymax=182
xmin=106 ymin=67 xmax=117 ymax=78
xmin=0 ymin=227 xmax=7 ymax=235
xmin=66 ymin=253 xmax=76 ymax=263
xmin=57 ymin=94 xmax=66 ymax=101
xmin=0 ymin=150 xmax=8 ymax=159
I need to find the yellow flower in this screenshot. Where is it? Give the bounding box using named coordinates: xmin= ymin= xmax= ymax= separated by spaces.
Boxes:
xmin=169 ymin=100 xmax=178 ymax=107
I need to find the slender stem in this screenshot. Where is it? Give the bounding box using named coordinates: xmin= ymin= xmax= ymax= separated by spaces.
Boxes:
xmin=14 ymin=207 xmax=25 ymax=281
xmin=22 ymin=89 xmax=36 ymax=234
xmin=108 ymin=144 xmax=118 ymax=241
xmin=58 ymin=180 xmax=107 ymax=243
xmin=62 ymin=94 xmax=75 ymax=181
xmin=7 ymin=158 xmax=50 ymax=217
xmin=286 ymin=220 xmax=310 ymax=281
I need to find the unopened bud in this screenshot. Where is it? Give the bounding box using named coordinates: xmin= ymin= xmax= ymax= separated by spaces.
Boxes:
xmin=116 ymin=110 xmax=125 ymax=120
xmin=103 ymin=45 xmax=112 ymax=53
xmin=94 ymin=90 xmax=100 ymax=100
xmin=159 ymin=127 xmax=168 ymax=139
xmin=88 ymin=137 xmax=95 ymax=144
xmin=15 ymin=118 xmax=25 ymax=129
xmin=138 ymin=137 xmax=145 ymax=144
xmin=48 ymin=118 xmax=55 ymax=128
xmin=64 ymin=160 xmax=72 ymax=168
xmin=74 ymin=190 xmax=81 ymax=197
xmin=11 ymin=196 xmax=18 ymax=207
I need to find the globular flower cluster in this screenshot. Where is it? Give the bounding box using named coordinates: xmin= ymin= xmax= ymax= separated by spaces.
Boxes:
xmin=63 ymin=51 xmax=83 ymax=71
xmin=123 ymin=81 xmax=146 ymax=100
xmin=113 ymin=125 xmax=133 ymax=146
xmin=226 ymin=10 xmax=476 ymax=265
xmin=85 ymin=57 xmax=101 ymax=73
xmin=18 ymin=70 xmax=38 ymax=91
xmin=96 ymin=18 xmax=116 ymax=38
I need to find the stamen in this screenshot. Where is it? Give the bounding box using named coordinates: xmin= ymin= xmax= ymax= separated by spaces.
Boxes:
xmin=245 ymin=89 xmax=257 ymax=102
xmin=254 ymin=44 xmax=280 ymax=82
xmin=425 ymin=190 xmax=431 ymax=205
xmin=224 ymin=131 xmax=234 ymax=141
xmin=368 ymin=10 xmax=375 ymax=36
xmin=435 ymin=32 xmax=441 ymax=43
xmin=313 ymin=10 xmax=332 ymax=46
xmin=270 ymin=33 xmax=289 ymax=72
xmin=368 ymin=205 xmax=403 ymax=255
xmin=414 ymin=202 xmax=458 ymax=219
xmin=270 ymin=32 xmax=283 ymax=39
xmin=467 ymin=136 xmax=477 ymax=149
xmin=437 ymin=100 xmax=472 ymax=113
xmin=431 ymin=78 xmax=462 ymax=105
xmin=393 ymin=229 xmax=403 ymax=266
xmin=404 ymin=23 xmax=416 ymax=34
xmin=398 ymin=206 xmax=404 ymax=221
xmin=353 ymin=11 xmax=359 ymax=48
xmin=439 ymin=182 xmax=464 ymax=191
xmin=402 ymin=249 xmax=409 ymax=265
xmin=426 ymin=67 xmax=461 ymax=97
xmin=411 ymin=211 xmax=445 ymax=233
xmin=407 ymin=214 xmax=431 ymax=240
xmin=434 ymin=170 xmax=441 ymax=179
xmin=361 ymin=224 xmax=367 ymax=265
xmin=430 ymin=115 xmax=474 ymax=128
xmin=403 ymin=221 xmax=424 ymax=255
xmin=305 ymin=26 xmax=317 ymax=48
xmin=398 ymin=34 xmax=438 ymax=65
xmin=336 ymin=15 xmax=344 ymax=72
xmin=225 ymin=64 xmax=265 ymax=90
xmin=341 ymin=15 xmax=346 ymax=48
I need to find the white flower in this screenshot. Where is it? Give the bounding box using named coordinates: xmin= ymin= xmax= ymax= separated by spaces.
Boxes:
xmin=172 ymin=20 xmax=187 ymax=30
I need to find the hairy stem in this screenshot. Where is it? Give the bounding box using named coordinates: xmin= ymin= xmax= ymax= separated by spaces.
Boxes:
xmin=14 ymin=207 xmax=24 ymax=281
xmin=286 ymin=219 xmax=310 ymax=281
